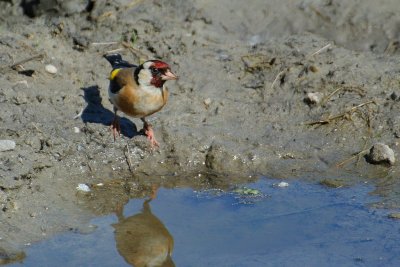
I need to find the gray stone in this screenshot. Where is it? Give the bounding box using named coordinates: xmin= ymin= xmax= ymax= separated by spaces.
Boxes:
xmin=367 ymin=143 xmax=395 ymax=165
xmin=0 ymin=140 xmax=16 ymax=152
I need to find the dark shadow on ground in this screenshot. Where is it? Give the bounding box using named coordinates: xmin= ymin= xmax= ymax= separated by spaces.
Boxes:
xmin=80 ymin=86 xmax=138 ymax=138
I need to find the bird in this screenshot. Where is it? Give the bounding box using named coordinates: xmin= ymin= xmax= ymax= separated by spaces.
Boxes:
xmin=104 ymin=54 xmax=177 ymax=147
xmin=113 ymin=197 xmax=175 ymax=267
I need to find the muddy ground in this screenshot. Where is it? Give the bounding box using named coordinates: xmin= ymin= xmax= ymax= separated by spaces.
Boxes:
xmin=1 ymin=0 xmax=400 ymax=262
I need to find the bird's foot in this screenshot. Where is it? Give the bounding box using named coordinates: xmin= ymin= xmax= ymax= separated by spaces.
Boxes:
xmin=142 ymin=122 xmax=159 ymax=147
xmin=111 ymin=116 xmax=121 ymax=141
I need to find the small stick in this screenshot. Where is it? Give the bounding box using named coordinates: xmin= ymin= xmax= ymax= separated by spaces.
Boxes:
xmin=328 ymin=100 xmax=375 ymax=120
xmin=87 ymin=161 xmax=93 ymax=172
xmin=270 ymin=70 xmax=285 ymax=90
xmin=356 ymin=140 xmax=370 ymax=166
xmin=121 ymin=41 xmax=150 ymax=60
xmin=322 ymin=87 xmax=343 ymax=104
xmin=10 ymin=54 xmax=44 ymax=70
xmin=91 ymin=42 xmax=119 ymax=46
xmin=98 ymin=11 xmax=113 ymax=21
xmin=105 ymin=48 xmax=125 ymax=54
xmin=309 ymin=5 xmax=331 ymax=22
xmin=321 ymin=85 xmax=366 ymax=105
xmin=306 ymin=100 xmax=375 ymax=125
xmin=336 ymin=148 xmax=369 ymax=167
xmin=31 ymin=122 xmax=43 ymax=133
xmin=125 ymin=0 xmax=144 ymax=9
xmin=124 ymin=144 xmax=134 ymax=173
xmin=73 ymin=108 xmax=84 ymax=120
xmin=308 ymin=43 xmax=331 ymax=58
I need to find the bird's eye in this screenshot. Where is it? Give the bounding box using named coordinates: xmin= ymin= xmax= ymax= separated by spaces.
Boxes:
xmin=150 ymin=68 xmax=160 ymax=75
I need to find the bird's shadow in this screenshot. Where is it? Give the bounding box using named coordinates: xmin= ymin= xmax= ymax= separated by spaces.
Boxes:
xmin=80 ymin=85 xmax=138 ymax=138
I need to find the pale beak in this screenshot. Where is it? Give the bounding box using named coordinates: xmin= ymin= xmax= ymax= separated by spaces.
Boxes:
xmin=162 ymin=69 xmax=178 ymax=80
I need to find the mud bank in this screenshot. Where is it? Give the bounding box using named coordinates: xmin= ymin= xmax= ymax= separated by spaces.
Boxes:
xmin=1 ymin=0 xmax=400 ymax=259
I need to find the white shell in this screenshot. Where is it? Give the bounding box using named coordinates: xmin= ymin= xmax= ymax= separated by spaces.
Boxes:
xmin=76 ymin=183 xmax=91 ymax=192
xmin=45 ymin=64 xmax=58 ymax=74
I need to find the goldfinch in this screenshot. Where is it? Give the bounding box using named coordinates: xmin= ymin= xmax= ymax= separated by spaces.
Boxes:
xmin=104 ymin=54 xmax=177 ymax=147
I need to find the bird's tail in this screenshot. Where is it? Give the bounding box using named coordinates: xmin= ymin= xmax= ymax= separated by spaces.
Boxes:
xmin=103 ymin=54 xmax=137 ymax=69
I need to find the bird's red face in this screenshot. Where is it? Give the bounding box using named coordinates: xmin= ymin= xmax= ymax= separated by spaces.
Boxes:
xmin=148 ymin=60 xmax=178 ymax=88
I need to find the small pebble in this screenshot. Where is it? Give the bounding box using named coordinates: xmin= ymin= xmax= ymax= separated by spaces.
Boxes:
xmin=309 ymin=65 xmax=319 ymax=73
xmin=367 ymin=143 xmax=395 ymax=165
xmin=304 ymin=92 xmax=324 ymax=105
xmin=76 ymin=183 xmax=91 ymax=192
xmin=204 ymin=98 xmax=212 ymax=106
xmin=45 ymin=64 xmax=58 ymax=74
xmin=73 ymin=127 xmax=80 ymax=133
xmin=0 ymin=140 xmax=16 ymax=152
xmin=277 ymin=181 xmax=289 ymax=187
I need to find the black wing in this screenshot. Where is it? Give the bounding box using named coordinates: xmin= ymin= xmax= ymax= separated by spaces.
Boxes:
xmin=103 ymin=54 xmax=137 ymax=69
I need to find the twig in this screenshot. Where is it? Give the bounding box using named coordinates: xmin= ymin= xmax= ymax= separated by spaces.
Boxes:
xmin=73 ymin=108 xmax=84 ymax=120
xmin=270 ymin=70 xmax=285 ymax=90
xmin=308 ymin=43 xmax=331 ymax=58
xmin=122 ymin=41 xmax=150 ymax=60
xmin=105 ymin=48 xmax=125 ymax=54
xmin=31 ymin=122 xmax=43 ymax=133
xmin=305 ymin=100 xmax=376 ymax=125
xmin=309 ymin=5 xmax=331 ymax=22
xmin=10 ymin=54 xmax=44 ymax=70
xmin=100 ymin=41 xmax=148 ymax=59
xmin=356 ymin=140 xmax=370 ymax=166
xmin=91 ymin=42 xmax=119 ymax=46
xmin=87 ymin=161 xmax=93 ymax=172
xmin=322 ymin=87 xmax=343 ymax=103
xmin=321 ymin=84 xmax=366 ymax=105
xmin=124 ymin=144 xmax=134 ymax=173
xmin=125 ymin=0 xmax=145 ymax=9
xmin=97 ymin=11 xmax=114 ymax=21
xmin=336 ymin=148 xmax=369 ymax=167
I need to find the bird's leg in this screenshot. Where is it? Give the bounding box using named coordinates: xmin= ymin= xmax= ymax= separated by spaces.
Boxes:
xmin=111 ymin=107 xmax=121 ymax=141
xmin=150 ymin=184 xmax=159 ymax=200
xmin=141 ymin=117 xmax=159 ymax=147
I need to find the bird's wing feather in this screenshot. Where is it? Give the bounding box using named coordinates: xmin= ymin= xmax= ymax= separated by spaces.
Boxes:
xmin=103 ymin=54 xmax=137 ymax=69
xmin=109 ymin=68 xmax=137 ymax=94
xmin=109 ymin=78 xmax=123 ymax=94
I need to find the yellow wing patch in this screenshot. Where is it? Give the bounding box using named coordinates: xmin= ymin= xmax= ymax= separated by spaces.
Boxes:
xmin=109 ymin=68 xmax=121 ymax=80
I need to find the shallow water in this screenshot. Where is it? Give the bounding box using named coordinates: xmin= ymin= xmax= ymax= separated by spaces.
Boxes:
xmin=8 ymin=178 xmax=400 ymax=267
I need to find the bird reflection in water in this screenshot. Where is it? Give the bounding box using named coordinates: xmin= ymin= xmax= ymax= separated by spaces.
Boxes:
xmin=113 ymin=188 xmax=175 ymax=267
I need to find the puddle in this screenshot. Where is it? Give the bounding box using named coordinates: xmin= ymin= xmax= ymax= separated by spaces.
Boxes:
xmin=6 ymin=178 xmax=400 ymax=266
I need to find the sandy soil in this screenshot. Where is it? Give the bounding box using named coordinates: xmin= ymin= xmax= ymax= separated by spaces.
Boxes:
xmin=1 ymin=0 xmax=400 ymax=261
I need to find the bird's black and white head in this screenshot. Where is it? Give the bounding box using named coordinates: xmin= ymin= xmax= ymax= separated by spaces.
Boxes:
xmin=134 ymin=60 xmax=178 ymax=89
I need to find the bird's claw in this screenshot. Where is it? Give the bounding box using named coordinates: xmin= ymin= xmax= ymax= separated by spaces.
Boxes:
xmin=142 ymin=123 xmax=159 ymax=148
